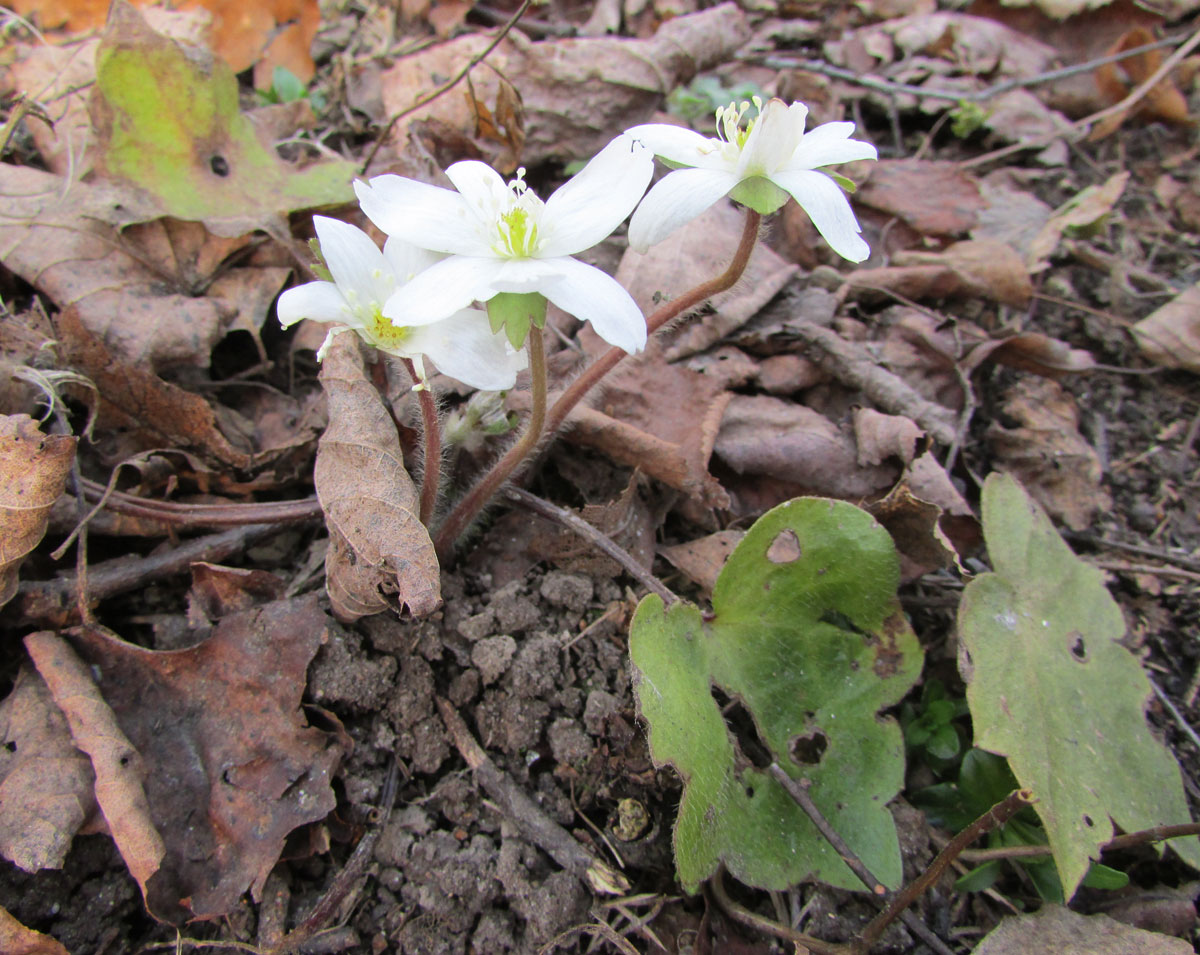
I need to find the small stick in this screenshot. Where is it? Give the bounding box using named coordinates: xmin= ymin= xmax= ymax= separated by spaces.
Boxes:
xmin=504 ymin=486 xmax=676 ymax=605
xmin=79 ymin=478 xmax=323 ymax=527
xmin=360 ymin=0 xmax=532 ymax=174
xmin=855 ymin=788 xmax=1034 ymax=952
xmin=706 ymin=866 xmax=849 ymax=955
xmin=435 ymin=696 xmax=629 ymax=896
xmin=957 ymin=820 xmax=1200 ymax=863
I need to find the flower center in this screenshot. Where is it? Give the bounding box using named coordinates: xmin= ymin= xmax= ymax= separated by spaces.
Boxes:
xmin=367 ymin=305 xmax=411 ymax=350
xmin=492 ymin=168 xmax=543 ymax=258
xmin=715 ymin=96 xmax=763 ymax=150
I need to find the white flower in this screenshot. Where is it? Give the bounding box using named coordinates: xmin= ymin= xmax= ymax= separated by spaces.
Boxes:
xmin=627 ymin=98 xmax=877 ymax=262
xmin=353 ymin=135 xmax=655 ymax=354
xmin=277 ymin=216 xmax=526 ymax=391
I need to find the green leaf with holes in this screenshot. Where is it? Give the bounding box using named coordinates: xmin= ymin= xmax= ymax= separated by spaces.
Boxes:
xmin=89 ymin=2 xmax=353 ymax=232
xmin=959 ymin=472 xmax=1200 ymax=899
xmin=630 ymin=498 xmax=922 ymax=893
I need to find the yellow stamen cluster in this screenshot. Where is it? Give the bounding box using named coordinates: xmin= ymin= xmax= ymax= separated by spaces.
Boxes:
xmin=493 ymin=168 xmax=543 ymax=258
xmin=715 ymin=96 xmax=764 ymax=149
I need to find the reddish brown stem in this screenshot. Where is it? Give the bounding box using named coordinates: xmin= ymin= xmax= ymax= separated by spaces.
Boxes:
xmin=434 ymin=330 xmax=547 ymax=562
xmin=402 ymin=358 xmax=442 ymax=526
xmin=854 ymin=788 xmax=1035 ymax=953
xmin=544 ymin=209 xmax=760 ymax=439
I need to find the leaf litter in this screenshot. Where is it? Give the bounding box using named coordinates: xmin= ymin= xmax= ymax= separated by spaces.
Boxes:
xmin=3 ymin=0 xmax=1200 ymax=951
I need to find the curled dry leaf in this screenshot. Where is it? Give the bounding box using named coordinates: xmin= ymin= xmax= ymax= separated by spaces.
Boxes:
xmin=0 ymin=667 xmax=96 ymax=873
xmin=0 ymin=905 xmax=69 ymax=955
xmin=29 ymin=596 xmax=346 ymax=923
xmin=853 ymin=408 xmax=923 ymax=467
xmin=1026 ymin=171 xmax=1129 ymax=273
xmin=976 ymin=903 xmax=1192 ymax=955
xmin=854 ymin=160 xmax=987 ymax=238
xmin=659 ymin=529 xmax=745 ymax=597
xmin=0 ymin=415 xmax=75 ymax=609
xmin=882 ymin=240 xmax=1033 ymax=308
xmin=1132 ymin=283 xmax=1200 ymax=373
xmin=374 ymin=3 xmax=750 ymax=166
xmin=987 ymin=377 xmax=1111 ymax=531
xmin=1092 ymin=27 xmax=1192 ymax=141
xmin=315 ymin=334 xmax=441 ymax=622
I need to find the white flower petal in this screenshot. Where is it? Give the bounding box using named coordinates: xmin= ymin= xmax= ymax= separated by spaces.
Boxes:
xmin=405 ymin=309 xmax=528 ymax=391
xmin=771 ymin=168 xmax=870 ymax=263
xmin=626 ymin=166 xmax=740 ymax=252
xmin=625 ymin=123 xmax=717 ymax=168
xmin=277 ymin=281 xmax=353 ymax=328
xmin=313 ymin=216 xmax=392 ymax=306
xmin=738 ymin=100 xmax=807 ymax=178
xmin=445 ymin=160 xmax=509 ymax=218
xmin=382 ymin=237 xmax=444 ymax=283
xmin=538 ymin=257 xmax=647 ymax=354
xmin=487 ymin=257 xmax=564 ymax=294
xmin=383 ymin=256 xmax=505 ymax=325
xmin=788 ymin=122 xmax=878 ymax=170
xmin=354 ymin=175 xmax=490 ymax=256
xmin=540 ymin=135 xmax=654 ymax=257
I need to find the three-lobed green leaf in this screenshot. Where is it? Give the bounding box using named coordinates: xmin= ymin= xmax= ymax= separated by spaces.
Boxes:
xmin=630 ymin=498 xmax=922 ymax=892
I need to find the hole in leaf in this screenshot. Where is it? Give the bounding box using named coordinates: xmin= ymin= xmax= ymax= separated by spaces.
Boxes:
xmin=711 ymin=687 xmax=772 ymax=769
xmin=2 ymin=741 xmax=14 ymax=753
xmin=1083 ymin=814 xmax=1094 ymax=828
xmin=210 ymin=154 xmax=230 ymax=176
xmin=790 ymin=730 xmax=828 ymax=765
xmin=1068 ymin=632 xmax=1087 ymax=662
xmin=766 ymin=528 xmax=801 ymax=564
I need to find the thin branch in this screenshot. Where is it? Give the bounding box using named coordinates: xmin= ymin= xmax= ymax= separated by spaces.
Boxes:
xmin=706 ymin=866 xmax=849 ymax=955
xmin=956 ymin=820 xmax=1200 ymax=864
xmin=360 ymin=0 xmax=532 ymax=174
xmin=504 ymin=486 xmax=677 ymax=605
xmin=78 ymin=478 xmax=323 ymax=527
xmin=856 ymin=789 xmax=1034 ymax=952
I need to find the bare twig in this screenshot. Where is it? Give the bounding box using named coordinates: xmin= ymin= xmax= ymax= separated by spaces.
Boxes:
xmin=435 ymin=696 xmax=630 ymax=896
xmin=504 ymin=486 xmax=677 ymax=605
xmin=360 ymin=0 xmax=532 ymax=174
xmin=957 ymin=820 xmax=1200 ymax=864
xmin=1092 ymin=560 xmax=1200 ymax=584
xmin=856 ymin=789 xmax=1034 ymax=953
xmin=78 ymin=478 xmax=323 ymax=527
xmin=706 ymin=866 xmax=848 ymax=955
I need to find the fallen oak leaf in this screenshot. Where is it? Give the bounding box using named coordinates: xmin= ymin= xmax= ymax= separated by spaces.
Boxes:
xmin=29 ymin=596 xmax=345 ymax=923
xmin=315 ymin=334 xmax=441 ymax=622
xmin=0 ymin=905 xmax=69 ymax=955
xmin=0 ymin=415 xmax=75 ymax=609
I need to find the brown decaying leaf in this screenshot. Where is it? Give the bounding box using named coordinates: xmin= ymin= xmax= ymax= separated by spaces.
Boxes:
xmin=0 ymin=415 xmax=75 ymax=609
xmin=714 ymin=395 xmax=900 ymax=500
xmin=1132 ymin=283 xmax=1200 ymax=373
xmin=29 ymin=596 xmax=345 ymax=923
xmin=186 ymin=562 xmax=286 ymax=628
xmin=612 ymin=200 xmax=798 ymax=361
xmin=542 ymin=341 xmax=733 ymax=509
xmin=659 ymin=529 xmax=745 ymax=597
xmin=1026 ymin=171 xmax=1129 ymax=273
xmin=878 ymin=240 xmax=1033 ymax=308
xmin=529 ymin=474 xmax=655 ymax=578
xmin=853 ymin=408 xmax=923 ymax=467
xmin=8 ymin=0 xmax=319 ymax=81
xmin=0 ymin=164 xmax=225 ymax=371
xmin=0 ymin=667 xmax=96 ymax=873
xmin=987 ymin=377 xmax=1111 ymax=531
xmin=854 ymin=160 xmax=987 ymax=237
xmin=1091 ymin=27 xmax=1192 ymax=141
xmin=376 ymin=3 xmax=750 ymax=167
xmin=315 ymin=334 xmax=441 ymax=621
xmin=55 ymin=306 xmax=254 ymax=470
xmin=975 ymin=903 xmax=1192 ymax=955
xmin=0 ymin=905 xmax=69 ymax=955
xmin=24 ymin=632 xmax=167 ymax=901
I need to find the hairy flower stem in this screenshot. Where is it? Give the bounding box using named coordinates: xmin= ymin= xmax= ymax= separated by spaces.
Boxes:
xmin=401 ymin=358 xmax=442 ymax=526
xmin=434 ymin=330 xmax=547 ymax=562
xmin=545 ymin=209 xmax=760 ymax=438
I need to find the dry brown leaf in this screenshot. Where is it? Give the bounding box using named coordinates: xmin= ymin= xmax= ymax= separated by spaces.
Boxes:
xmin=714 ymin=395 xmax=900 ymax=500
xmin=30 ymin=597 xmax=345 ymax=923
xmin=0 ymin=165 xmax=228 ymax=370
xmin=1092 ymin=27 xmax=1192 ymax=140
xmin=24 ymin=632 xmax=167 ymax=904
xmin=613 ymin=200 xmax=798 ymax=361
xmin=1026 ymin=171 xmax=1129 ymax=272
xmin=987 ymin=377 xmax=1111 ymax=530
xmin=0 ymin=415 xmax=75 ymax=609
xmin=963 ymin=331 xmax=1095 ymax=377
xmin=849 ymin=239 xmax=1032 ymax=308
xmin=975 ymin=904 xmax=1192 ymax=955
xmin=659 ymin=530 xmax=745 ymax=597
xmin=56 ymin=307 xmax=254 ymax=470
xmin=375 ymin=3 xmax=750 ymax=167
xmin=855 ymin=160 xmax=987 ymax=238
xmin=530 ymin=474 xmax=656 ymax=578
xmin=8 ymin=0 xmax=319 ymax=81
xmin=972 ymin=168 xmax=1056 ymax=260
xmin=853 ymin=408 xmax=923 ymax=466
xmin=544 ymin=342 xmax=733 ymax=508
xmin=1132 ymin=283 xmax=1200 ymax=372
xmin=0 ymin=666 xmax=96 ymax=873
xmin=187 ymin=563 xmax=286 ymax=627
xmin=0 ymin=905 xmax=69 ymax=955
xmin=315 ymin=334 xmax=441 ymax=622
